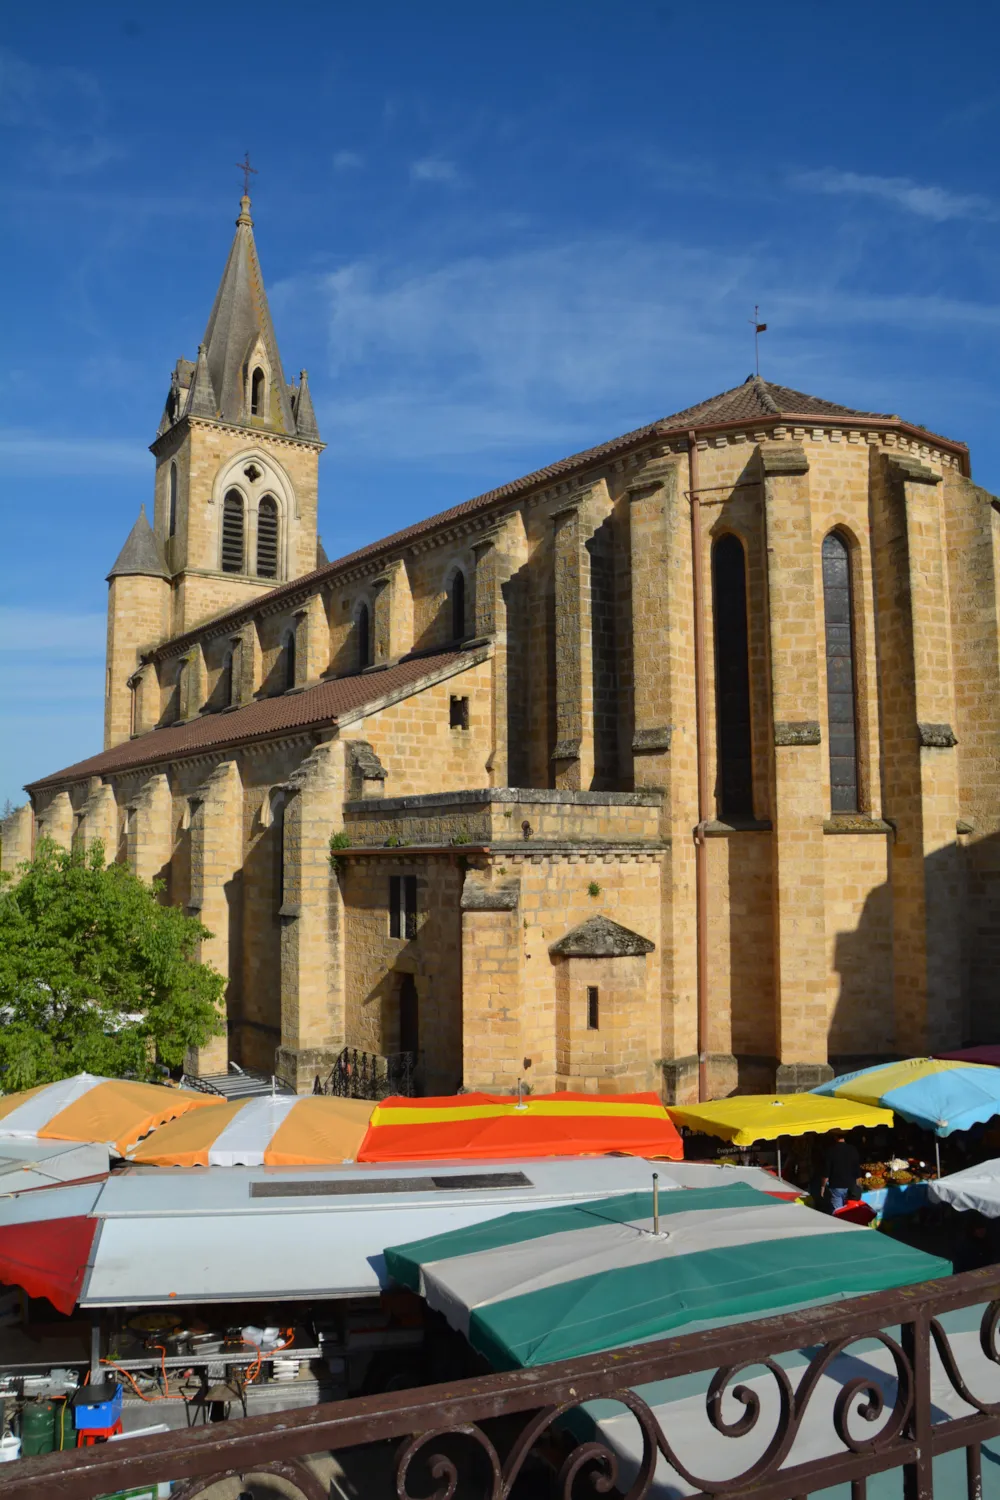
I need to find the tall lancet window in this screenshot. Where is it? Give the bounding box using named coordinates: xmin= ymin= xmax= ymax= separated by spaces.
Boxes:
xmin=257 ymin=495 xmax=279 ymax=578
xmin=712 ymin=534 xmax=753 ymax=818
xmin=282 ymin=628 xmax=297 ymax=692
xmin=357 ymin=604 xmax=370 ymax=669
xmin=822 ymin=531 xmax=859 ymax=813
xmin=251 ymin=367 xmax=265 ymax=417
xmin=449 ymin=569 xmax=466 ymax=641
xmin=168 ymin=463 xmax=178 ymax=538
xmin=221 ymin=490 xmax=245 ymax=573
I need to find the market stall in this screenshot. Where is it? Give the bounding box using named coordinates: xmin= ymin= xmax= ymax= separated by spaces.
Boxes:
xmin=0 ymin=1074 xmax=224 ymax=1156
xmin=666 ymin=1093 xmax=893 ymax=1182
xmin=128 ymin=1093 xmax=373 ymax=1166
xmin=357 ymin=1090 xmax=683 ymax=1162
xmin=383 ymin=1180 xmax=949 ymax=1369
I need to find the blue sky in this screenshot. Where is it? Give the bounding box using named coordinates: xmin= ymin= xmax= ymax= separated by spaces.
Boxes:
xmin=2 ymin=0 xmax=999 ymax=806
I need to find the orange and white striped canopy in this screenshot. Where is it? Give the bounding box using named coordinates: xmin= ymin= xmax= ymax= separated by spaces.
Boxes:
xmin=129 ymin=1094 xmax=375 ymax=1167
xmin=357 ymin=1091 xmax=683 ymax=1162
xmin=0 ymin=1074 xmax=225 ymax=1156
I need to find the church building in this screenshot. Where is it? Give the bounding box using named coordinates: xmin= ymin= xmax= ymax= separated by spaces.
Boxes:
xmin=5 ymin=190 xmax=1000 ymax=1101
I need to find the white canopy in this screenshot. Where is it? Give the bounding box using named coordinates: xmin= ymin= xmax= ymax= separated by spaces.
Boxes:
xmin=926 ymin=1157 xmax=1000 ymax=1217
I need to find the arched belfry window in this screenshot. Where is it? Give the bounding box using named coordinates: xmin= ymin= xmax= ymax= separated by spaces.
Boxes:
xmin=221 ymin=490 xmax=245 ymax=573
xmin=283 ymin=628 xmax=296 ymax=692
xmin=822 ymin=531 xmax=859 ymax=813
xmin=357 ymin=604 xmax=370 ymax=669
xmin=168 ymin=463 xmax=178 ymax=538
xmin=257 ymin=495 xmax=279 ymax=578
xmin=449 ymin=569 xmax=466 ymax=641
xmin=712 ymin=534 xmax=753 ymax=818
xmin=250 ymin=367 xmax=265 ymax=418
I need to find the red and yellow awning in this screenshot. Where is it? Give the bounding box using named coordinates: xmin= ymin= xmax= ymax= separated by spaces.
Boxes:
xmin=357 ymin=1091 xmax=683 ymax=1162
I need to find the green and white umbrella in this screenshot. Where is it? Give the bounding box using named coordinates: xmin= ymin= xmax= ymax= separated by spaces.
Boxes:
xmin=384 ymin=1182 xmax=949 ymax=1370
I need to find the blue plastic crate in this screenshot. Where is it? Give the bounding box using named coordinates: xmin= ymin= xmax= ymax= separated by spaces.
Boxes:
xmin=72 ymin=1382 xmax=122 ymax=1430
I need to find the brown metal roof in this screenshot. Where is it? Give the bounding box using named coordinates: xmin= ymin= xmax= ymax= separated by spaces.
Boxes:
xmin=147 ymin=375 xmax=966 ymax=664
xmin=28 ymin=650 xmax=471 ymax=792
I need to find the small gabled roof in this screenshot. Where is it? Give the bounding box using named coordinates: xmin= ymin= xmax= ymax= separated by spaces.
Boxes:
xmin=549 ymin=915 xmax=655 ymax=958
xmin=107 ymin=506 xmax=168 ymax=582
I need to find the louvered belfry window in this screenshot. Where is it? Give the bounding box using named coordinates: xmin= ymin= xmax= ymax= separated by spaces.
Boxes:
xmin=257 ymin=496 xmax=279 ymax=578
xmin=823 ymin=531 xmax=859 ymax=813
xmin=221 ymin=490 xmax=245 ymax=573
xmin=712 ymin=534 xmax=753 ymax=818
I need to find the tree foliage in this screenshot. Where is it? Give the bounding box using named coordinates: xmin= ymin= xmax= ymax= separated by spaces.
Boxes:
xmin=0 ymin=840 xmax=225 ymax=1089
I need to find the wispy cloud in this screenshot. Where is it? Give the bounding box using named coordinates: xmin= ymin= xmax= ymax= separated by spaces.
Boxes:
xmin=410 ymin=157 xmax=460 ymax=184
xmin=333 ymin=149 xmax=364 ymax=172
xmin=792 ymin=168 xmax=994 ymax=222
xmin=0 ymin=48 xmax=121 ymax=177
xmin=0 ymin=430 xmax=150 ymax=478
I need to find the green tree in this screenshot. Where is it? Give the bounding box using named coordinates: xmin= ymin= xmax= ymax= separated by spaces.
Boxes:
xmin=0 ymin=839 xmax=225 ymax=1089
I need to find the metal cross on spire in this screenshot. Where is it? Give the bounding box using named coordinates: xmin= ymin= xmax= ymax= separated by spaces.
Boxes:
xmin=236 ymin=152 xmax=258 ymax=198
xmin=749 ymin=305 xmax=767 ymax=377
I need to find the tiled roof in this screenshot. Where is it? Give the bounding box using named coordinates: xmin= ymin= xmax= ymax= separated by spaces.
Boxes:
xmin=147 ymin=375 xmax=964 ymax=663
xmin=28 ymin=650 xmax=472 ymax=791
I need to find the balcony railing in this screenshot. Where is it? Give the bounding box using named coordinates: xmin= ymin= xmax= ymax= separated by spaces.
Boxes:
xmin=5 ymin=1266 xmax=1000 ymax=1498
xmin=314 ymin=1046 xmax=416 ymax=1101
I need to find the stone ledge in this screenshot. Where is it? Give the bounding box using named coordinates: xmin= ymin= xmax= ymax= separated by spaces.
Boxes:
xmin=759 ymin=444 xmax=809 ymax=476
xmin=461 ymin=876 xmax=520 ymax=912
xmin=774 ymin=720 xmax=821 ymax=747
xmin=632 ymin=726 xmax=672 ymax=754
xmin=918 ymin=722 xmax=958 ymax=748
xmin=888 ymin=453 xmax=942 ymax=486
xmin=344 ymin=787 xmax=665 ymax=813
xmin=775 ymin=1062 xmax=833 ymax=1093
xmin=823 ymin=816 xmax=893 ymax=835
xmin=551 ymin=739 xmax=582 ymax=762
xmin=703 ymin=818 xmax=772 ymax=836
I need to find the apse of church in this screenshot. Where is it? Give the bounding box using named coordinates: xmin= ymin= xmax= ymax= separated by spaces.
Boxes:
xmin=6 ymin=188 xmax=1000 ymax=1101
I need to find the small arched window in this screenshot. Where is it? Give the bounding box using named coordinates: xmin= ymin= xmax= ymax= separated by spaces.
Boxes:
xmin=250 ymin=366 xmax=265 ymax=418
xmin=221 ymin=490 xmax=245 ymax=573
xmin=712 ymin=534 xmax=753 ymax=818
xmin=449 ymin=569 xmax=466 ymax=641
xmin=357 ymin=604 xmax=370 ymax=669
xmin=228 ymin=638 xmax=242 ymax=707
xmin=168 ymin=462 xmax=178 ymax=539
xmin=822 ymin=531 xmax=859 ymax=813
xmin=283 ymin=628 xmax=297 ymax=692
xmin=257 ymin=495 xmax=279 ymax=578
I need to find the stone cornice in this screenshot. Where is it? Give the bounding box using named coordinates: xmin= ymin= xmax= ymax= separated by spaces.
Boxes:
xmin=149 ymin=413 xmax=325 ymax=459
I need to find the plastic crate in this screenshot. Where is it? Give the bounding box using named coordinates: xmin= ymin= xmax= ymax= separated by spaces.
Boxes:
xmin=72 ymin=1382 xmax=122 ymax=1430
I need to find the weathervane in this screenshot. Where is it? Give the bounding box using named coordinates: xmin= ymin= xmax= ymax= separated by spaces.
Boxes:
xmin=749 ymin=305 xmax=767 ymax=377
xmin=236 ymin=152 xmax=257 ymax=198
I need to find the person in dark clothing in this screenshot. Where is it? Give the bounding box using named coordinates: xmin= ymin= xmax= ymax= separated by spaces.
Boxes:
xmin=821 ymin=1133 xmax=861 ymax=1212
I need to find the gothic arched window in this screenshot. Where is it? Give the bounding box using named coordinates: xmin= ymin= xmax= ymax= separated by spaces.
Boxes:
xmin=712 ymin=534 xmax=753 ymax=818
xmin=257 ymin=495 xmax=279 ymax=578
xmin=449 ymin=569 xmax=466 ymax=641
xmin=221 ymin=490 xmax=245 ymax=573
xmin=822 ymin=530 xmax=859 ymax=813
xmin=357 ymin=604 xmax=370 ymax=669
xmin=250 ymin=367 xmax=265 ymax=417
xmin=168 ymin=462 xmax=178 ymax=538
xmin=282 ymin=628 xmax=296 ymax=692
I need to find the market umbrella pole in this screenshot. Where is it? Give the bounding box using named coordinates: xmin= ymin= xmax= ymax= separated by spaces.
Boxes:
xmin=936 ymin=1139 xmax=941 ymax=1178
xmin=652 ymin=1173 xmax=660 ymax=1235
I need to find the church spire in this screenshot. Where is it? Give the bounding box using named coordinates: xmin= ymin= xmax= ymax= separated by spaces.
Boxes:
xmin=198 ymin=189 xmax=297 ymax=435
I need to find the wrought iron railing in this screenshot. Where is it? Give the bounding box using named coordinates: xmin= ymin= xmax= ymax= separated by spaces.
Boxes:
xmin=5 ymin=1267 xmax=1000 ymax=1497
xmin=314 ymin=1046 xmax=416 ymax=1100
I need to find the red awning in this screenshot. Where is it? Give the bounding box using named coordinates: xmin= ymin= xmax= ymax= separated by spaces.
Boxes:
xmin=0 ymin=1216 xmax=97 ymax=1315
xmin=935 ymin=1046 xmax=1000 ymax=1068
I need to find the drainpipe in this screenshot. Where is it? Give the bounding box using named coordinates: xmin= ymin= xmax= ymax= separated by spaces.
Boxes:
xmin=688 ymin=431 xmax=710 ymax=1103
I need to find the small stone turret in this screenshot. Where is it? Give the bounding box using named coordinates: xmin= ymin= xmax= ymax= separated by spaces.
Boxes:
xmin=104 ymin=506 xmax=170 ymax=749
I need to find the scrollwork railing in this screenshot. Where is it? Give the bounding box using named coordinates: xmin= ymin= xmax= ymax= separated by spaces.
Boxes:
xmin=5 ymin=1267 xmax=1000 ymax=1499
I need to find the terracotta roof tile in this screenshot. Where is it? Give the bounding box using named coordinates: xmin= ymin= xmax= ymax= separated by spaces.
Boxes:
xmin=28 ymin=650 xmax=471 ymax=791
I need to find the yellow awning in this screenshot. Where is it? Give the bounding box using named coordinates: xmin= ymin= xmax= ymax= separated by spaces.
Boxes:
xmin=667 ymin=1093 xmax=894 ymax=1147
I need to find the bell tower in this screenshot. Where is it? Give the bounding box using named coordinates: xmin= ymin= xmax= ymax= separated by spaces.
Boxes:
xmin=147 ymin=188 xmax=325 ymax=637
xmin=102 ymin=188 xmax=326 ymax=748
